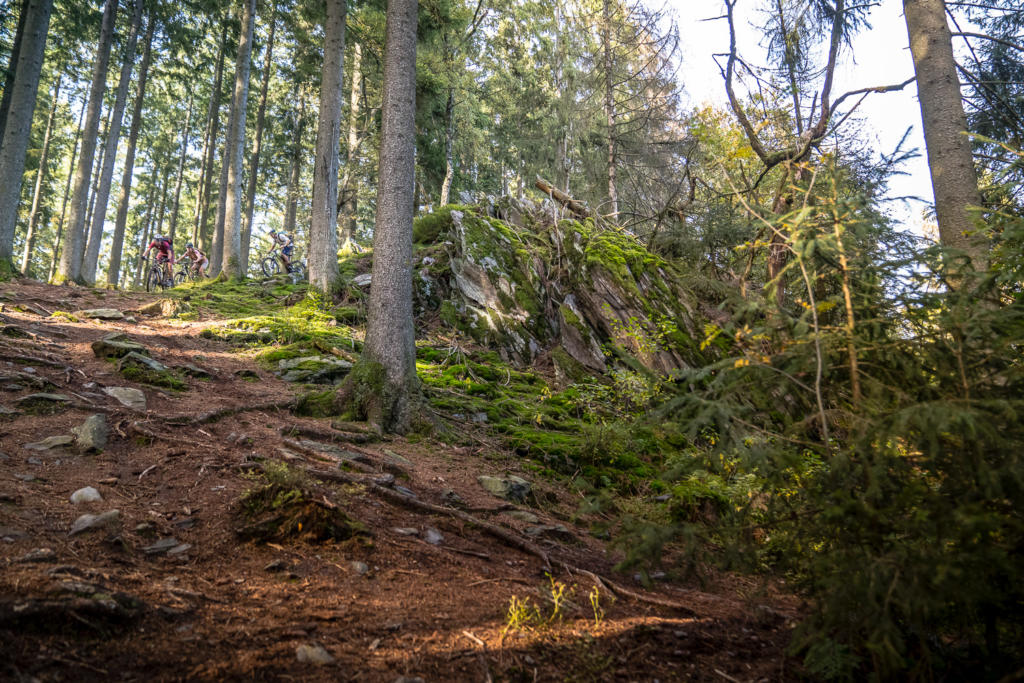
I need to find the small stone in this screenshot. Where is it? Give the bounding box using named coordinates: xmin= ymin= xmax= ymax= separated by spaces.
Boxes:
xmin=422 ymin=528 xmax=444 ymax=545
xmin=124 ymin=316 xmax=138 ymax=323
xmin=118 ymin=351 xmax=169 ymax=374
xmin=393 ymin=677 xmax=424 ymax=683
xmin=234 ymin=369 xmax=259 ymax=379
xmin=391 ymin=527 xmax=418 ymax=536
xmin=69 ymin=509 xmax=121 ymax=536
xmin=16 ymin=548 xmax=57 ymax=563
xmin=393 ymin=485 xmax=417 ymax=498
xmin=15 ymin=393 xmax=71 ymax=413
xmin=143 ymin=537 xmax=180 ymax=555
xmin=524 ymin=524 xmax=576 ymax=543
xmin=295 ymin=644 xmax=335 ymax=665
xmin=441 ymin=489 xmax=466 ymax=507
xmin=103 ymin=386 xmax=146 ymax=410
xmin=477 ymin=475 xmax=532 ymax=502
xmin=350 ymin=561 xmax=369 ymax=575
xmin=74 ymin=414 xmax=108 ymax=453
xmin=265 ymin=559 xmax=287 ymax=572
xmin=91 ymin=333 xmax=148 ymax=359
xmin=372 ymin=473 xmax=395 ymax=487
xmin=471 ymin=412 xmax=489 ymax=423
xmin=382 ymin=448 xmax=413 ymax=466
xmin=27 ymin=457 xmax=43 ymax=465
xmin=14 ymin=473 xmax=36 ymax=482
xmin=353 ymin=273 xmax=372 ymax=287
xmin=167 ymin=543 xmax=192 ymax=556
xmin=76 ymin=308 xmax=125 ymax=321
xmin=384 ymin=621 xmax=403 ymax=632
xmin=70 ymin=487 xmax=103 ymax=504
xmin=505 ymin=510 xmax=540 ymax=524
xmin=23 ymin=434 xmax=75 ymax=451
xmin=176 ymin=363 xmax=212 ymax=378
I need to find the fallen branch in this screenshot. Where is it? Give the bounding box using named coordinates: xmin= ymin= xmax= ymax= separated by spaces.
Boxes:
xmin=534 ymin=177 xmax=591 ymax=219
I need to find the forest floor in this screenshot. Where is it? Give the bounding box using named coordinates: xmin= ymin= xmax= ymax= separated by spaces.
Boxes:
xmin=0 ymin=279 xmax=799 ymax=682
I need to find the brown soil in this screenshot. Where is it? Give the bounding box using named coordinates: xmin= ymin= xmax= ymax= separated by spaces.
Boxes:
xmin=0 ymin=279 xmax=800 ymax=682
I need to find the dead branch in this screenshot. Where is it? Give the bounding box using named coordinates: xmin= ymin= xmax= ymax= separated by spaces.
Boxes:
xmin=534 ymin=177 xmax=591 ymax=219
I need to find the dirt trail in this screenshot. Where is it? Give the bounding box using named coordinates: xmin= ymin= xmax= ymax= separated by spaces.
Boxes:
xmin=0 ymin=280 xmax=796 ymax=682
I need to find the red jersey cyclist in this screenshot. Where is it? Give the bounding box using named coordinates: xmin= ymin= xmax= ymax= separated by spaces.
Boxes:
xmin=142 ymin=235 xmax=175 ymax=286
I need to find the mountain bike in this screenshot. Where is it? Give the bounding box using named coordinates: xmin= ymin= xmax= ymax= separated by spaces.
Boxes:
xmin=173 ymin=259 xmax=201 ymax=286
xmin=260 ymin=250 xmax=306 ymax=283
xmin=144 ymin=257 xmax=173 ymax=293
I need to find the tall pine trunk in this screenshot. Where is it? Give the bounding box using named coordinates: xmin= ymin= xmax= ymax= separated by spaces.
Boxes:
xmin=346 ymin=0 xmax=420 ymax=434
xmin=56 ymin=0 xmax=117 ymax=284
xmin=903 ymin=0 xmax=987 ymax=268
xmin=131 ymin=174 xmax=158 ymax=288
xmin=283 ymin=89 xmax=306 ymax=236
xmin=195 ymin=20 xmax=228 ymax=251
xmin=221 ymin=0 xmax=256 ymax=280
xmin=0 ymin=0 xmax=53 ymax=270
xmin=107 ymin=14 xmax=155 ymax=288
xmin=439 ymin=88 xmax=455 ymax=207
xmin=309 ymin=0 xmax=346 ymax=293
xmin=168 ymin=92 xmax=194 ymax=247
xmin=136 ymin=164 xmax=171 ymax=286
xmin=602 ymin=0 xmax=618 ymax=222
xmin=339 ymin=40 xmax=362 ymax=248
xmin=0 ymin=0 xmax=29 ymax=143
xmin=241 ymin=7 xmax=276 ymax=274
xmin=49 ymin=95 xmax=85 ymax=282
xmin=20 ymin=72 xmax=60 ymax=276
xmin=82 ymin=0 xmax=144 ymax=284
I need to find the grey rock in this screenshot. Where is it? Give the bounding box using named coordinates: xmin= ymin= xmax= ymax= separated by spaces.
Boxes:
xmin=477 ymin=475 xmax=532 ymax=502
xmin=69 ymin=509 xmax=121 ymax=536
xmin=91 ymin=333 xmax=147 ymax=359
xmin=103 ymin=386 xmax=146 ymax=410
xmin=24 ymin=434 xmax=75 ymax=451
xmin=505 ymin=510 xmax=540 ymax=524
xmin=391 ymin=527 xmax=418 ymax=536
xmin=350 ymin=561 xmax=369 ymax=575
xmin=353 ymin=273 xmax=372 ymax=287
xmin=277 ymin=356 xmax=352 ymax=384
xmin=471 ymin=412 xmax=489 ymax=423
xmin=16 ymin=393 xmax=71 ymax=411
xmin=393 ymin=677 xmax=425 ymax=683
xmin=441 ymin=488 xmax=467 ymax=507
xmin=524 ymin=524 xmax=576 ymax=543
xmin=13 ymin=473 xmax=36 ymax=482
xmin=143 ymin=537 xmax=180 ymax=555
xmin=74 ymin=414 xmax=108 ymax=453
xmin=77 ymin=308 xmax=125 ymax=321
xmin=26 ymin=457 xmax=43 ymax=465
xmin=167 ymin=543 xmax=192 ymax=556
xmin=295 ymin=644 xmax=335 ymax=665
xmin=393 ymin=485 xmax=417 ymax=498
xmin=264 ymin=559 xmax=286 ymax=572
xmin=176 ymin=363 xmax=212 ymax=378
xmin=372 ymin=473 xmax=396 ymax=487
xmin=234 ymin=369 xmax=259 ymax=379
xmin=118 ymin=351 xmax=169 ymax=374
xmin=423 ymin=528 xmax=444 ymax=545
xmin=70 ymin=487 xmax=103 ymax=504
xmin=296 ymin=440 xmax=369 ymax=465
xmin=382 ymin=449 xmax=413 ymax=466
xmin=16 ymin=548 xmax=57 ymax=563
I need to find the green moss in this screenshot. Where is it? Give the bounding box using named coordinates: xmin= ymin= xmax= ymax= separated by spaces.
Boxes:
xmin=295 ymin=389 xmax=337 ymax=417
xmin=119 ymin=364 xmax=187 ymax=391
xmin=50 ymin=311 xmax=80 ymax=323
xmin=413 ymin=205 xmax=469 ymax=243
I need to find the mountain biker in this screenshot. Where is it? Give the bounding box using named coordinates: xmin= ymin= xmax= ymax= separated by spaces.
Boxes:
xmin=267 ymin=229 xmax=294 ymax=272
xmin=183 ymin=242 xmax=208 ymax=278
xmin=142 ymin=235 xmax=175 ymax=285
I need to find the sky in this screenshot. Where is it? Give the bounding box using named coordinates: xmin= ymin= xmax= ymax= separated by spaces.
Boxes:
xmin=667 ymin=0 xmax=934 ymax=233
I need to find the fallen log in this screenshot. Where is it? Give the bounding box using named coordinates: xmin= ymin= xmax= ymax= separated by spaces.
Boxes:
xmin=535 ymin=177 xmax=590 ymax=219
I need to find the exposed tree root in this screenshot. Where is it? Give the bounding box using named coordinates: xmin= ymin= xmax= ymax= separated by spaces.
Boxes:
xmin=163 ymin=399 xmax=295 ymax=425
xmin=278 ymin=423 xmax=373 ymax=444
xmin=129 ymin=421 xmax=205 ymax=448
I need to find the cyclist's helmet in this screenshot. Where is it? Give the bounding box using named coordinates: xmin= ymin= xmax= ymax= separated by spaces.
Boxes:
xmin=186 ymin=242 xmax=194 ymax=249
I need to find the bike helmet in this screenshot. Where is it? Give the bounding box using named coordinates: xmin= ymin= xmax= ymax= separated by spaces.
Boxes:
xmin=186 ymin=242 xmax=194 ymax=249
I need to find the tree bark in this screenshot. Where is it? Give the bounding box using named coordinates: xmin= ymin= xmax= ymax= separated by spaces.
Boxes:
xmin=283 ymin=88 xmax=306 ymax=236
xmin=83 ymin=108 xmax=113 ymax=253
xmin=56 ymin=0 xmax=117 ymax=284
xmin=602 ymin=0 xmax=618 ymax=222
xmin=81 ymin=0 xmax=144 ymax=284
xmin=135 ymin=163 xmax=171 ymax=287
xmin=241 ymin=7 xmax=276 ymax=275
xmin=903 ymin=0 xmax=988 ymax=268
xmin=107 ymin=13 xmax=156 ymax=288
xmin=439 ymin=87 xmax=455 ymax=207
xmin=349 ymin=0 xmax=420 ymax=434
xmin=20 ymin=72 xmax=61 ymax=276
xmin=195 ymin=20 xmax=229 ymax=252
xmin=309 ymin=0 xmax=346 ymax=293
xmin=131 ymin=173 xmax=159 ymax=288
xmin=0 ymin=0 xmax=53 ymax=270
xmin=339 ymin=40 xmax=362 ymax=249
xmin=221 ymin=0 xmax=257 ymax=280
xmin=0 ymin=0 xmax=29 ymax=144
xmin=49 ymin=93 xmax=85 ymax=283
xmin=168 ymin=92 xmax=194 ymax=247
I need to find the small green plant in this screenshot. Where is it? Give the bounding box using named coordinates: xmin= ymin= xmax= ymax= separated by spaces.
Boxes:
xmin=588 ymin=585 xmax=605 ymax=627
xmin=502 ymin=595 xmax=543 ymax=634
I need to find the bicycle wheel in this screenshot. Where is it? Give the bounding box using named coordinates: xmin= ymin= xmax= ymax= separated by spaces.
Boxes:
xmin=145 ymin=266 xmax=162 ymax=293
xmin=261 ymin=256 xmax=280 ymax=278
xmin=174 ymin=270 xmax=187 ymax=286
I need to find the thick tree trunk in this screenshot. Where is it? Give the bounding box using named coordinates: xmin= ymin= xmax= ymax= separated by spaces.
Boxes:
xmin=195 ymin=20 xmax=228 ymax=252
xmin=20 ymin=72 xmax=60 ymax=276
xmin=0 ymin=0 xmax=29 ymax=144
xmin=107 ymin=14 xmax=155 ymax=288
xmin=49 ymin=95 xmax=84 ymax=283
xmin=241 ymin=7 xmax=276 ymax=274
xmin=83 ymin=109 xmax=113 ymax=253
xmin=602 ymin=0 xmax=618 ymax=222
xmin=81 ymin=0 xmax=144 ymax=284
xmin=439 ymin=88 xmax=455 ymax=207
xmin=309 ymin=0 xmax=346 ymax=293
xmin=903 ymin=0 xmax=987 ymax=268
xmin=221 ymin=0 xmax=256 ymax=280
xmin=349 ymin=0 xmax=420 ymax=434
xmin=56 ymin=0 xmax=117 ymax=284
xmin=0 ymin=0 xmax=53 ymax=270
xmin=168 ymin=92 xmax=194 ymax=247
xmin=338 ymin=40 xmax=363 ymax=249
xmin=283 ymin=89 xmax=306 ymax=236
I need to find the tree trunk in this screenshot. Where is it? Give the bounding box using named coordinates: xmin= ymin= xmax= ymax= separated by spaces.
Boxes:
xmin=221 ymin=0 xmax=257 ymax=280
xmin=20 ymin=72 xmax=60 ymax=276
xmin=339 ymin=40 xmax=362 ymax=249
xmin=83 ymin=109 xmax=113 ymax=254
xmin=168 ymin=92 xmax=194 ymax=247
xmin=0 ymin=0 xmax=29 ymax=144
xmin=0 ymin=0 xmax=53 ymax=270
xmin=56 ymin=0 xmax=117 ymax=284
xmin=135 ymin=164 xmax=171 ymax=287
xmin=602 ymin=0 xmax=618 ymax=222
xmin=195 ymin=20 xmax=228 ymax=251
xmin=49 ymin=93 xmax=85 ymax=283
xmin=348 ymin=0 xmax=420 ymax=434
xmin=903 ymin=0 xmax=987 ymax=268
xmin=107 ymin=13 xmax=155 ymax=288
xmin=123 ymin=173 xmax=155 ymax=287
xmin=309 ymin=0 xmax=346 ymax=293
xmin=439 ymin=88 xmax=455 ymax=207
xmin=81 ymin=0 xmax=144 ymax=284
xmin=283 ymin=89 xmax=306 ymax=236
xmin=241 ymin=7 xmax=276 ymax=275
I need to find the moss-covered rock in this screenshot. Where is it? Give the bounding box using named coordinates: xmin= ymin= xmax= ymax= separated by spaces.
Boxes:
xmin=118 ymin=352 xmax=186 ymax=390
